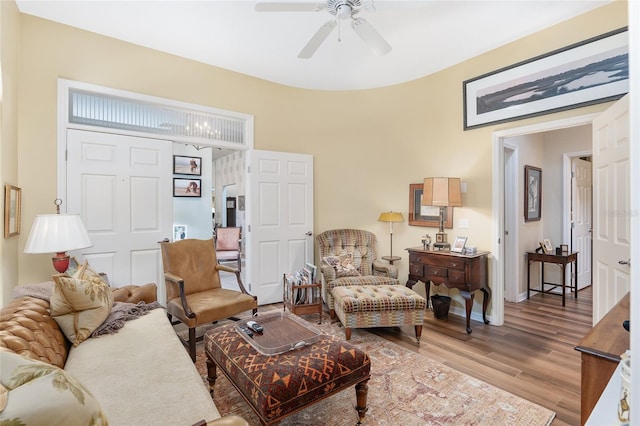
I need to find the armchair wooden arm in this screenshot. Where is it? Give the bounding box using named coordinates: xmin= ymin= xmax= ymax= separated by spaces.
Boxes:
xmin=164 ymin=271 xmax=195 ymax=319
xmin=215 ymin=264 xmax=254 ymax=298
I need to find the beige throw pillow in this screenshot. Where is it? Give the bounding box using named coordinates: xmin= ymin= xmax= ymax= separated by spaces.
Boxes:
xmin=51 ymin=261 xmax=114 ymax=347
xmin=322 ymin=253 xmax=361 ymax=277
xmin=0 ymin=350 xmax=108 ymax=425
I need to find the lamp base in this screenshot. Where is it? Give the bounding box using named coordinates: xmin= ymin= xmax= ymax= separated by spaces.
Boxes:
xmin=433 ymin=242 xmax=450 ymax=251
xmin=52 ymin=252 xmax=70 ymax=274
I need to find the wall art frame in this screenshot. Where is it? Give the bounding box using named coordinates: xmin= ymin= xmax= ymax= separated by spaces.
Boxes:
xmin=408 ymin=183 xmax=453 ymax=228
xmin=524 ymin=165 xmax=542 ymax=222
xmin=173 ymin=155 xmax=202 ymax=176
xmin=4 ymin=185 xmax=22 ymax=238
xmin=463 ymin=27 xmax=628 ymax=130
xmin=173 ymin=178 xmax=202 ymax=197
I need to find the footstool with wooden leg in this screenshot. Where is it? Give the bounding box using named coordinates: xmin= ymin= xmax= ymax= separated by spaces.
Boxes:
xmin=331 ymin=285 xmax=426 ymax=342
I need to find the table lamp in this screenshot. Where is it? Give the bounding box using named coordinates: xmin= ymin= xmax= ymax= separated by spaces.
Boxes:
xmin=24 ymin=199 xmax=92 ymax=273
xmin=378 ymin=211 xmax=404 ymax=261
xmin=422 ymin=177 xmax=462 ymax=250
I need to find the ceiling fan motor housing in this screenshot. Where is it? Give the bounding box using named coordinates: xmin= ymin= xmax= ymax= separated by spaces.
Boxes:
xmin=328 ymin=0 xmax=362 ymax=18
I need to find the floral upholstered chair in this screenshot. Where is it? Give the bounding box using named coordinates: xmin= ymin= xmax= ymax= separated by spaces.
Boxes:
xmin=316 ymin=229 xmax=399 ymax=318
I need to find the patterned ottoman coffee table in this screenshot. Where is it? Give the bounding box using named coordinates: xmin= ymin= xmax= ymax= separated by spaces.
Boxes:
xmin=204 ymin=313 xmax=371 ymax=425
xmin=331 ymin=285 xmax=426 ymax=342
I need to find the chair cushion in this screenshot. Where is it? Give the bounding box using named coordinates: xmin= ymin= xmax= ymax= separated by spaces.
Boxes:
xmin=322 ymin=253 xmax=361 ymax=277
xmin=167 ymin=288 xmax=257 ymax=328
xmin=50 ymin=262 xmax=114 ymax=347
xmin=0 ymin=350 xmax=108 ymax=425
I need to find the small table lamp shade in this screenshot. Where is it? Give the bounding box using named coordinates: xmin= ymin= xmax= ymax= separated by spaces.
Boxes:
xmin=422 ymin=177 xmax=462 ymax=249
xmin=24 ymin=214 xmax=92 ymax=273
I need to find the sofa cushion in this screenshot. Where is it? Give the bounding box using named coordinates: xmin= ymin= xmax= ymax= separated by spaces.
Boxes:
xmin=322 ymin=253 xmax=361 ymax=277
xmin=51 ymin=262 xmax=114 ymax=347
xmin=0 ymin=349 xmax=108 ymax=425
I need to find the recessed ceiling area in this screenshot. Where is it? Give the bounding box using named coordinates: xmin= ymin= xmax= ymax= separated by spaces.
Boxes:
xmin=16 ymin=0 xmax=611 ymax=91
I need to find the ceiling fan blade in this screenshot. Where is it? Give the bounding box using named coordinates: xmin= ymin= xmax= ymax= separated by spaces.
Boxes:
xmin=351 ymin=17 xmax=392 ymax=56
xmin=255 ymin=2 xmax=326 ymax=12
xmin=298 ymin=20 xmax=337 ymax=59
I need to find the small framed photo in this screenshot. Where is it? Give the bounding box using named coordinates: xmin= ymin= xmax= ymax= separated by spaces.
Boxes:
xmin=173 ymin=155 xmax=202 ymax=176
xmin=542 ymin=239 xmax=553 ymax=254
xmin=173 ymin=178 xmax=201 ymax=197
xmin=173 ymin=225 xmax=187 ymax=241
xmin=560 ymin=244 xmax=569 ymax=254
xmin=451 ymin=236 xmax=468 ymax=253
xmin=4 ymin=185 xmax=21 ymax=238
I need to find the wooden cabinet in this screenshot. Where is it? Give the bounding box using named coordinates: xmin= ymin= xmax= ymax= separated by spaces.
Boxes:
xmin=575 ymin=292 xmax=629 ymax=425
xmin=406 ymin=247 xmax=490 ymax=333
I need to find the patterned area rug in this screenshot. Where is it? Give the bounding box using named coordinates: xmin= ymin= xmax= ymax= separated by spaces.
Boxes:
xmin=191 ymin=316 xmax=555 ymax=426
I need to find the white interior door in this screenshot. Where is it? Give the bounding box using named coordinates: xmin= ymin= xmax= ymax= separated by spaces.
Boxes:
xmin=246 ymin=150 xmax=314 ymax=305
xmin=571 ymin=157 xmax=593 ymax=290
xmin=592 ymin=95 xmax=630 ymax=324
xmin=66 ymin=129 xmax=173 ymax=304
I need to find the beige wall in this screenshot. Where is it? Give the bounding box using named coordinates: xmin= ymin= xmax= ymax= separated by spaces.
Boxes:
xmin=1 ymin=0 xmax=20 ymax=306
xmin=11 ymin=2 xmax=628 ymax=310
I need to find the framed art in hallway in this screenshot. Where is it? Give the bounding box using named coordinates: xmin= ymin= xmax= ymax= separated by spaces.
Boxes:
xmin=173 ymin=178 xmax=201 ymax=197
xmin=524 ymin=166 xmax=541 ymax=222
xmin=173 ymin=155 xmax=202 ymax=176
xmin=4 ymin=185 xmax=21 ymax=238
xmin=463 ymin=27 xmax=628 ymax=129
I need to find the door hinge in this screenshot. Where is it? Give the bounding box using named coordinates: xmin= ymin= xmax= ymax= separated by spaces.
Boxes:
xmin=247 ymin=166 xmax=251 ymax=173
xmin=571 ymin=171 xmax=575 ymax=178
xmin=65 ymin=149 xmax=68 ymax=161
xmin=248 ymin=224 xmax=251 ymax=232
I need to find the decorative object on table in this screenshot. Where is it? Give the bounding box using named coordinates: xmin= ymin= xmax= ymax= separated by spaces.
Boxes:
xmin=421 ymin=177 xmax=462 ymax=250
xmin=431 ymin=294 xmax=452 ymax=320
xmin=463 ymin=246 xmax=477 ymax=255
xmin=451 ymin=236 xmax=468 ymax=253
xmin=560 ymin=244 xmax=569 ymax=254
xmin=4 ymin=184 xmax=21 ymax=238
xmin=524 ymin=165 xmax=542 ymax=222
xmin=173 ymin=155 xmax=202 ymax=176
xmin=539 ymin=239 xmax=553 ymax=254
xmin=378 ymin=211 xmax=404 ymax=260
xmin=24 ymin=199 xmax=92 ymax=273
xmin=421 ymin=234 xmax=431 ymax=251
xmin=463 ymin=27 xmax=628 ymax=130
xmin=173 ymin=178 xmax=202 ymax=197
xmin=408 ymin=183 xmax=453 ymax=228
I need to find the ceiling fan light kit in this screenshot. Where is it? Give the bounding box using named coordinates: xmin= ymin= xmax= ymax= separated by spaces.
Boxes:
xmin=255 ymin=0 xmax=391 ymax=58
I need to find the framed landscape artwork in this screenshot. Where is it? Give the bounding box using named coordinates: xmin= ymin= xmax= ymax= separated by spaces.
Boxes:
xmin=173 ymin=178 xmax=201 ymax=197
xmin=173 ymin=155 xmax=202 ymax=176
xmin=463 ymin=27 xmax=628 ymax=129
xmin=408 ymin=183 xmax=453 ymax=228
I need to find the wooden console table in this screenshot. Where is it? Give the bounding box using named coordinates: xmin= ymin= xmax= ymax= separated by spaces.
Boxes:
xmin=575 ymin=292 xmax=629 ymax=425
xmin=406 ymin=247 xmax=490 ymax=333
xmin=527 ymin=251 xmax=578 ymax=306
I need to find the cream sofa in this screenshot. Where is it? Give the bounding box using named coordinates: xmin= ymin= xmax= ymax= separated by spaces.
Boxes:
xmin=0 ymin=283 xmax=247 ymax=426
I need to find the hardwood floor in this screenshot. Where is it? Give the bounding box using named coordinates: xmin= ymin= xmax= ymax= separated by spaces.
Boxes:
xmin=368 ymin=286 xmax=593 ymax=426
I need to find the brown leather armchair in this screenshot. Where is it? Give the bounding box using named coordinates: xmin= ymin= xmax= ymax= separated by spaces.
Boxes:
xmin=160 ymin=238 xmax=257 ymax=362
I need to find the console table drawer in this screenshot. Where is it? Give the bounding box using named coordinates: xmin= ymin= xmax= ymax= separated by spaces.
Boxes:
xmin=448 ymin=269 xmax=466 ymax=283
xmin=409 ymin=263 xmax=424 ymax=276
xmin=425 ymin=265 xmax=447 ymax=278
xmin=412 ymin=253 xmax=464 ymax=270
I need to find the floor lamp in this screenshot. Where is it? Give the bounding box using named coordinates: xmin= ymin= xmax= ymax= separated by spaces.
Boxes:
xmin=422 ymin=177 xmax=462 ymax=250
xmin=378 ymin=211 xmax=404 ymax=264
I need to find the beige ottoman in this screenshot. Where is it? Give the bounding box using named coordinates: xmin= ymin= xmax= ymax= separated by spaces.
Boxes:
xmin=331 ymin=285 xmax=426 ymax=343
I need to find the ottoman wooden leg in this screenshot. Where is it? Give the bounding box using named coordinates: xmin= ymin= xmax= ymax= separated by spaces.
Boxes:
xmin=206 ymin=357 xmax=217 ymax=395
xmin=415 ymin=325 xmax=423 ymax=343
xmin=345 ymin=327 xmax=352 ymax=340
xmin=355 ymin=378 xmax=369 ymax=424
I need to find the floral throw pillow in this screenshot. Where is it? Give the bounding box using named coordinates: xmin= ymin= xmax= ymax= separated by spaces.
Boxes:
xmin=0 ymin=350 xmax=108 ymax=425
xmin=322 ymin=253 xmax=361 ymax=277
xmin=51 ymin=261 xmax=114 ymax=347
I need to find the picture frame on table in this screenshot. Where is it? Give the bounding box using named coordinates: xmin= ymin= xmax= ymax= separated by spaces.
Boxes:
xmin=540 ymin=239 xmax=553 ymax=254
xmin=560 ymin=244 xmax=569 ymax=254
xmin=463 ymin=27 xmax=628 ymax=130
xmin=451 ymin=236 xmax=468 ymax=253
xmin=524 ymin=166 xmax=542 ymax=222
xmin=4 ymin=185 xmax=21 ymax=238
xmin=173 ymin=155 xmax=202 ymax=176
xmin=173 ymin=178 xmax=201 ymax=197
xmin=408 ymin=183 xmax=453 ymax=228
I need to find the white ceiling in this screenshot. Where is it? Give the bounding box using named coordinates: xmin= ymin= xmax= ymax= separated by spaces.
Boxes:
xmin=16 ymin=0 xmax=611 ymax=91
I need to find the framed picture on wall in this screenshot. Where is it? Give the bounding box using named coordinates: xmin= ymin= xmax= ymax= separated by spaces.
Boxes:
xmin=173 ymin=225 xmax=187 ymax=241
xmin=173 ymin=178 xmax=201 ymax=197
xmin=524 ymin=166 xmax=542 ymax=222
xmin=408 ymin=183 xmax=453 ymax=228
xmin=173 ymin=155 xmax=202 ymax=176
xmin=4 ymin=185 xmax=21 ymax=238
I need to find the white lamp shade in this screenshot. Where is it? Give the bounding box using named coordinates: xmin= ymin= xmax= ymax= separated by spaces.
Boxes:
xmin=24 ymin=214 xmax=92 ymax=254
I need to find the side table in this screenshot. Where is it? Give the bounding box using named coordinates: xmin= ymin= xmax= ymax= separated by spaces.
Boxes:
xmin=527 ymin=251 xmax=578 ymax=306
xmin=381 ymin=255 xmax=401 ymax=265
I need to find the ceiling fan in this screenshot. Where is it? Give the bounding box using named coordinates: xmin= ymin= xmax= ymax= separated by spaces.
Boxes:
xmin=255 ymin=1 xmax=392 ymax=59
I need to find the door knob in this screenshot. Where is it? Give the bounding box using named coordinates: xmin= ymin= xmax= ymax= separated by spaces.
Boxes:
xmin=305 ymin=231 xmax=313 ymax=236
xmin=158 ymin=238 xmax=170 ymax=243
xmin=618 ymin=259 xmax=631 ymax=266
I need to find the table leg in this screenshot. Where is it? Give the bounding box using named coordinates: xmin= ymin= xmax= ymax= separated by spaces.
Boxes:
xmin=527 ymin=260 xmax=531 ymax=299
xmin=561 ymin=263 xmax=566 ymax=306
xmin=206 ymin=357 xmax=217 ymax=396
xmin=481 ymin=287 xmax=491 ymax=324
xmin=460 ymin=291 xmax=475 ymax=333
xmin=355 ymin=378 xmax=369 ymax=425
xmin=575 ymin=256 xmax=578 ymax=299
